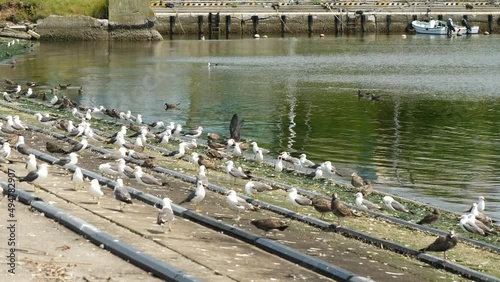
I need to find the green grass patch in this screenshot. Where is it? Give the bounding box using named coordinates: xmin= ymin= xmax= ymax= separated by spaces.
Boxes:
xmin=0 ymin=0 xmax=108 ymax=22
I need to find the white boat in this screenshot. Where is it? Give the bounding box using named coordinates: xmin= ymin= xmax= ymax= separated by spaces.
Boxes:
xmin=412 ymin=20 xmax=479 ymax=35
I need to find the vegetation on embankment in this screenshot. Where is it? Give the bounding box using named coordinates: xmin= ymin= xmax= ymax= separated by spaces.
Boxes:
xmin=0 ymin=0 xmax=108 ymax=23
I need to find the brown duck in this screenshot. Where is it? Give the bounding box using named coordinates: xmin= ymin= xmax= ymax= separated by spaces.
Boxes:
xmin=198 ymin=155 xmax=218 ymax=170
xmin=351 ymin=172 xmax=367 ymax=188
xmin=419 ymin=230 xmax=458 ymax=260
xmin=46 ymin=141 xmax=69 ymax=154
xmin=417 ymin=208 xmax=441 ymax=225
xmin=331 ymin=192 xmax=353 ymax=227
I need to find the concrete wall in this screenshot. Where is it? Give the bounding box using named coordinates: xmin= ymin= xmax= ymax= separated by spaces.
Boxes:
xmin=155 ymin=12 xmax=500 ymax=36
xmin=109 ymin=0 xmax=156 ymax=28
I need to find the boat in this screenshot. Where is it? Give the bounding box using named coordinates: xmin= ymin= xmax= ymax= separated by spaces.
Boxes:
xmin=412 ymin=20 xmax=479 ymax=35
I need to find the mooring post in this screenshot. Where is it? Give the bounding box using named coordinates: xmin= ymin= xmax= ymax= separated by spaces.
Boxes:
xmin=281 ymin=15 xmax=287 ymax=35
xmin=252 ymin=15 xmax=259 ymax=35
xmin=308 ymin=15 xmax=313 ymax=34
xmin=225 ymin=15 xmax=231 ymax=38
xmin=412 ymin=15 xmax=417 ymax=21
xmin=334 ymin=15 xmax=339 ymax=35
xmin=488 ymin=14 xmax=493 ymax=33
xmin=361 ymin=14 xmax=366 ymax=33
xmin=208 ymin=13 xmax=213 ymax=39
xmin=386 ymin=15 xmax=391 ymax=34
xmin=198 ymin=15 xmax=204 ymax=39
xmin=437 ymin=15 xmax=443 ymax=21
xmin=169 ymin=16 xmax=176 ymax=35
xmin=215 ymin=13 xmax=220 ymax=35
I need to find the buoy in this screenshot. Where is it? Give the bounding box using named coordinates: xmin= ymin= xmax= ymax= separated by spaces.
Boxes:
xmin=254 ymin=34 xmax=260 ymax=38
xmin=484 ymin=31 xmax=490 ymax=35
xmin=319 ymin=33 xmax=325 ymax=38
xmin=262 ymin=35 xmax=268 ymax=38
xmin=401 ymin=34 xmax=407 ymax=38
xmin=457 ymin=32 xmax=463 ymax=36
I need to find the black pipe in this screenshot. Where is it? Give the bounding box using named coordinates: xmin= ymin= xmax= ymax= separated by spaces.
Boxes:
xmin=0 ymin=182 xmax=201 ymax=282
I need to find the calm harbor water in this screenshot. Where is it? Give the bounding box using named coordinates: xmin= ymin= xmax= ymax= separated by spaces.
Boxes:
xmin=2 ymin=34 xmax=500 ymax=221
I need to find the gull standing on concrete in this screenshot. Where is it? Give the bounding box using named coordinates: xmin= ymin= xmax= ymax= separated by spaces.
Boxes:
xmin=226 ymin=190 xmax=257 ymax=220
xmin=163 ymin=142 xmax=186 ymax=160
xmin=19 ymin=163 xmax=49 ymax=190
xmin=14 ymin=136 xmax=33 ymax=156
xmin=197 ymin=165 xmax=209 ymax=186
xmin=25 ymin=154 xmax=37 ymax=171
xmin=0 ymin=142 xmax=12 ymax=159
xmin=72 ymin=167 xmax=84 ymax=190
xmin=179 ymin=180 xmax=206 ymax=212
xmin=311 ymin=197 xmax=331 ymax=219
xmin=157 ymin=198 xmax=175 ymax=232
xmin=114 ymin=178 xmax=133 ymax=211
xmin=88 ymin=179 xmax=104 ymax=205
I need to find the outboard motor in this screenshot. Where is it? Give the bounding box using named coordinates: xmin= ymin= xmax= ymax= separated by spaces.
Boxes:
xmin=446 ymin=18 xmax=456 ymax=36
xmin=461 ymin=18 xmax=471 ymax=32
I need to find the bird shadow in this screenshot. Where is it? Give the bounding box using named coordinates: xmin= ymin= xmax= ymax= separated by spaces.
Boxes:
xmin=105 ymin=207 xmax=124 ymax=213
xmin=147 ymin=229 xmax=165 ymax=235
xmin=80 ymin=201 xmax=99 ymax=205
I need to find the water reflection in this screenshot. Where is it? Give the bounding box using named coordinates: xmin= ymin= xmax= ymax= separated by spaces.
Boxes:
xmin=2 ymin=35 xmax=500 ymax=221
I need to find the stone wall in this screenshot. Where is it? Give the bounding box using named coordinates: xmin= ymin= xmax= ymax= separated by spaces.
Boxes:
xmin=155 ymin=12 xmax=500 ymax=36
xmin=34 ymin=0 xmax=162 ymax=41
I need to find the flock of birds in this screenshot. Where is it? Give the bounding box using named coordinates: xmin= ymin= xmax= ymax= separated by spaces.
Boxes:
xmin=0 ymin=80 xmax=498 ymax=259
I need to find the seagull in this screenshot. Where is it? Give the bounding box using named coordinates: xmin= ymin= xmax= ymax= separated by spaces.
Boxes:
xmin=244 ymin=181 xmax=273 ymax=198
xmin=251 ymin=141 xmax=270 ymax=154
xmin=460 ymin=214 xmax=485 ymax=236
xmin=19 ymin=163 xmax=49 ymax=190
xmin=72 ymin=167 xmax=84 ymax=190
xmin=287 ymin=188 xmax=312 ymax=209
xmin=98 ymin=161 xmax=120 ymax=177
xmin=320 ymin=161 xmax=343 ymax=177
xmin=305 ymin=167 xmax=323 ymax=180
xmin=88 ymin=179 xmax=104 ymax=205
xmin=197 ymin=165 xmax=209 ymax=186
xmin=66 ymin=136 xmax=88 ymax=154
xmin=311 ymin=197 xmax=331 ymax=219
xmin=226 ymin=161 xmax=251 ymax=182
xmin=351 ymin=172 xmax=367 ymax=188
xmin=71 ymin=108 xmax=85 ymax=120
xmin=133 ymin=166 xmax=164 ymax=186
xmin=469 ymin=203 xmax=493 ymax=226
xmin=0 ymin=142 xmax=12 ymax=159
xmin=467 ymin=214 xmax=497 ymax=236
xmin=13 ymin=116 xmax=28 ymax=130
xmin=355 ymin=192 xmax=382 ymax=212
xmin=114 ymin=178 xmax=133 ymax=211
xmin=116 ymin=158 xmax=135 ymax=181
xmin=3 ymin=92 xmax=13 ymax=102
xmin=417 ymin=208 xmax=441 ymax=225
xmin=383 ymin=196 xmax=412 ymax=214
xmin=14 ymin=136 xmax=33 ymax=155
xmin=465 ymin=196 xmax=485 ymax=213
xmin=226 ymin=190 xmax=258 ymax=220
xmin=183 ymin=126 xmax=204 ymax=138
xmin=280 ymin=152 xmax=301 ymax=168
xmin=149 ymin=121 xmax=165 ymax=129
xmin=331 ymin=192 xmax=354 ymax=227
xmin=250 ymin=218 xmax=289 ymax=236
xmin=419 ymin=230 xmax=458 ymax=260
xmin=299 ymin=153 xmax=320 ymax=170
xmin=179 ymin=180 xmax=206 ymax=212
xmin=25 ymin=154 xmax=37 ymax=171
xmin=163 ymin=143 xmax=186 ymax=160
xmin=274 ymin=155 xmax=284 ymax=173
xmin=34 ymin=112 xmax=57 ymax=126
xmin=180 ymin=139 xmax=197 ymax=150
xmin=136 ymin=114 xmax=143 ymax=125
xmin=53 ymin=152 xmax=79 ymax=166
xmin=254 ymin=149 xmax=264 ymax=164
xmin=157 ymin=198 xmax=175 ymax=232
xmin=128 ymin=149 xmax=153 ymax=161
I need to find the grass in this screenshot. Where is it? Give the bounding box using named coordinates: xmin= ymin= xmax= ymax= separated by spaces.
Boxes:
xmin=0 ymin=0 xmax=108 ymax=22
